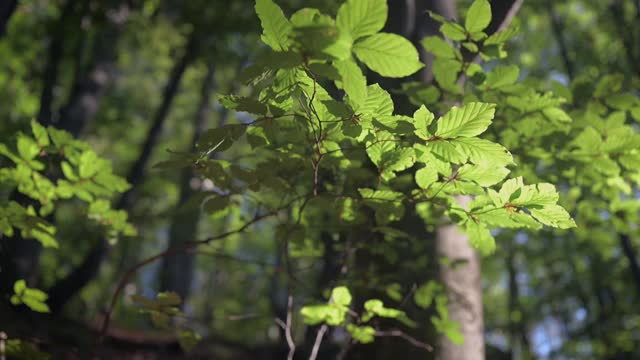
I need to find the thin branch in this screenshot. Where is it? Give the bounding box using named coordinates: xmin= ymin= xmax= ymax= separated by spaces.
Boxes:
xmin=309 ymin=324 xmax=328 ymax=360
xmin=375 ymin=329 xmax=434 ymax=352
xmin=277 ymin=295 xmax=296 ymax=360
xmin=98 ymin=205 xmax=294 ymax=342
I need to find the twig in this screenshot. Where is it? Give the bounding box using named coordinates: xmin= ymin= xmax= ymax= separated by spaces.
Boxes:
xmin=98 ymin=206 xmax=291 ymax=343
xmin=375 ymin=329 xmax=434 ymax=352
xmin=309 ymin=324 xmax=328 ymax=360
xmin=281 ymin=295 xmax=296 ymax=360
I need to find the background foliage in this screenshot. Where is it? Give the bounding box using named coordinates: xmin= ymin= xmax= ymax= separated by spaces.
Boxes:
xmin=1 ymin=0 xmax=639 ymax=359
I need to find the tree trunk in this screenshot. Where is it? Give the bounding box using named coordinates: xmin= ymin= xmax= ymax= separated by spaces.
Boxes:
xmin=38 ymin=0 xmax=83 ymax=125
xmin=47 ymin=34 xmax=199 ymax=312
xmin=159 ymin=61 xmax=217 ymax=302
xmin=0 ymin=0 xmax=17 ymax=38
xmin=619 ymin=233 xmax=640 ymax=297
xmin=56 ymin=2 xmax=131 ymax=137
xmin=436 ymin=196 xmax=484 ymax=360
xmin=428 ymin=2 xmax=523 ymax=359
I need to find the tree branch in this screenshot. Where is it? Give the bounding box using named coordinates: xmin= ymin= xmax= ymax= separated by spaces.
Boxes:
xmin=98 ymin=206 xmax=290 ymax=342
xmin=375 ymin=329 xmax=433 ymax=352
xmin=0 ymin=0 xmax=18 ymax=38
xmin=309 ymin=324 xmax=328 ymax=360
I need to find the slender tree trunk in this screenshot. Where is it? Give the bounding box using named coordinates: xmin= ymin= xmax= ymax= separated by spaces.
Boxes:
xmin=418 ymin=2 xmax=486 ymax=358
xmin=436 ymin=197 xmax=485 ymax=360
xmin=428 ymin=2 xmax=522 ymax=359
xmin=159 ymin=62 xmax=217 ymax=301
xmin=0 ymin=0 xmax=17 ymax=38
xmin=56 ymin=2 xmax=131 ymax=137
xmin=506 ymin=242 xmax=531 ymax=360
xmin=547 ymin=1 xmax=575 ymax=81
xmin=619 ymin=233 xmax=640 ymax=297
xmin=38 ymin=0 xmax=79 ymax=125
xmin=47 ymin=34 xmax=199 ymax=312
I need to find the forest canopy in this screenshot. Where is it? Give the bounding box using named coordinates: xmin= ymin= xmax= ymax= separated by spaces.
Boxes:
xmin=1 ymin=0 xmax=640 ymax=359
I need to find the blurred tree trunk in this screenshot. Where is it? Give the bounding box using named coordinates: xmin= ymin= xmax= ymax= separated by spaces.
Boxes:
xmin=619 ymin=234 xmax=640 ymax=296
xmin=47 ymin=34 xmax=199 ymax=312
xmin=0 ymin=0 xmax=17 ymax=38
xmin=56 ymin=2 xmax=131 ymax=137
xmin=159 ymin=61 xmax=218 ymax=302
xmin=39 ymin=0 xmax=88 ymax=125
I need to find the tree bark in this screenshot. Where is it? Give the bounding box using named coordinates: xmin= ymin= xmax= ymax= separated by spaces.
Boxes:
xmin=0 ymin=0 xmax=17 ymax=38
xmin=436 ymin=196 xmax=484 ymax=360
xmin=159 ymin=61 xmax=217 ymax=301
xmin=47 ymin=34 xmax=199 ymax=312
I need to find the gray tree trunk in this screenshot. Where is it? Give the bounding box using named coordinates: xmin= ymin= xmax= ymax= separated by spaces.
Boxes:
xmin=436 ymin=196 xmax=484 ymax=360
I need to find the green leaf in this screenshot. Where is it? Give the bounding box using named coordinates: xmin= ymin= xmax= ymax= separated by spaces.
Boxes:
xmin=353 ymin=33 xmax=424 ymax=78
xmin=484 ymin=24 xmax=518 ymax=45
xmin=331 ymin=286 xmax=352 ymax=306
xmin=334 ymin=59 xmax=367 ymax=106
xmin=465 ymin=0 xmax=492 ymax=33
xmin=14 ymin=279 xmax=26 ymax=294
xmin=432 ymin=58 xmax=462 ymax=91
xmin=414 ymin=281 xmax=442 ymax=308
xmin=457 ymin=163 xmax=510 ymax=186
xmin=435 ymin=102 xmax=496 ymax=138
xmin=529 ymin=204 xmax=576 ymax=229
xmin=336 ymin=0 xmax=387 ymax=40
xmin=31 ymin=120 xmax=50 ymax=147
xmin=178 ymin=330 xmax=202 ymax=353
xmin=219 ymin=95 xmax=269 ymax=115
xmin=462 ymin=220 xmax=496 ymax=255
xmin=359 ymin=84 xmax=394 ymax=119
xmin=479 ymin=65 xmax=519 ymax=90
xmin=541 ymin=107 xmax=572 ymax=125
xmin=17 ymin=135 xmax=39 ymax=160
xmin=440 ymin=23 xmax=467 ymax=40
xmin=255 ymin=0 xmax=292 ymax=51
xmin=416 ymin=167 xmax=438 ymax=189
xmin=462 ymin=41 xmax=479 ymax=52
xmin=453 ymin=137 xmax=513 ymax=166
xmin=427 ymin=140 xmax=467 ymax=164
xmin=347 ymin=324 xmax=376 ymax=343
xmin=421 ymin=36 xmax=457 ymax=59
xmin=197 ymin=125 xmax=246 ymax=153
xmin=413 ymin=105 xmax=436 ymax=140
xmin=11 ymin=280 xmax=50 ymax=313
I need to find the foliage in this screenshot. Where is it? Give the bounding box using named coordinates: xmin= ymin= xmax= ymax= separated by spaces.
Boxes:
xmin=0 ymin=121 xmax=136 ymax=247
xmin=1 ymin=0 xmax=639 ymax=358
xmin=167 ymin=0 xmax=574 ymax=344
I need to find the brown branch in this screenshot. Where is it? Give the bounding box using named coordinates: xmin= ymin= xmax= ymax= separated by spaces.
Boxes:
xmin=275 ymin=295 xmax=296 ymax=360
xmin=309 ymin=324 xmax=328 ymax=360
xmin=98 ymin=206 xmax=290 ymax=343
xmin=375 ymin=329 xmax=434 ymax=352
